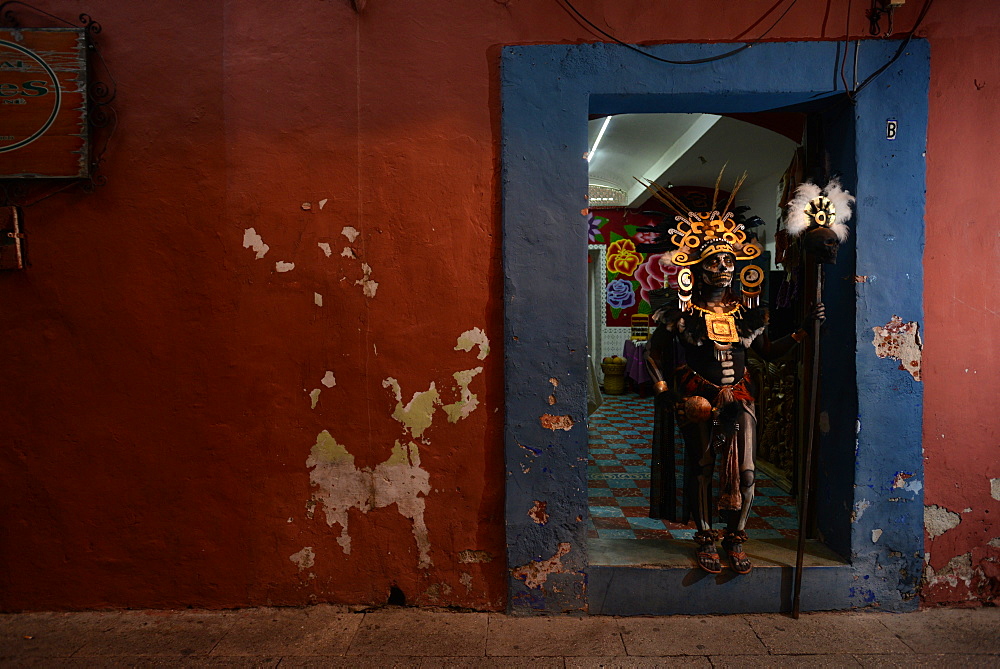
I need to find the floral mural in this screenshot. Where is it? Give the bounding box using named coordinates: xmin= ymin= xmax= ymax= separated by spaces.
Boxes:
xmin=593 ymin=210 xmax=662 ymax=323
xmin=590 ymin=187 xmax=719 ymax=325
xmin=605 ymin=239 xmax=642 ymax=276
xmin=605 ymin=278 xmax=636 ymax=310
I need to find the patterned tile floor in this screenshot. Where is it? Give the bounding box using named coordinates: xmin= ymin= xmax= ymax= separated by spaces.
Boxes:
xmin=588 ymin=391 xmax=800 ymax=541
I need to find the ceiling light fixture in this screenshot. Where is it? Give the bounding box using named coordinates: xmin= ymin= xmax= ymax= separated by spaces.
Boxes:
xmin=587 ymin=116 xmax=612 ymax=163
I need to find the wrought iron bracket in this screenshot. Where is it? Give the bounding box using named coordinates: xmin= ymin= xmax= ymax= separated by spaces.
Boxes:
xmin=0 ymin=1 xmax=117 ymax=207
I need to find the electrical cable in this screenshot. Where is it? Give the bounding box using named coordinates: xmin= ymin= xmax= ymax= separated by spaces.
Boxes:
xmin=559 ymin=0 xmax=799 ymax=66
xmin=852 ymin=0 xmax=934 ymax=96
xmin=840 ymin=0 xmax=854 ymax=96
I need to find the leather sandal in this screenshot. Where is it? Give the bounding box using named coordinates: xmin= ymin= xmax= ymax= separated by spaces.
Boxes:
xmin=694 ymin=530 xmax=722 ymax=574
xmin=722 ymin=530 xmax=752 ymax=574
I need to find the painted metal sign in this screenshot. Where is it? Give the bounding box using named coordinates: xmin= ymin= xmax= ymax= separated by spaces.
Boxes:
xmin=0 ymin=28 xmax=88 ymax=178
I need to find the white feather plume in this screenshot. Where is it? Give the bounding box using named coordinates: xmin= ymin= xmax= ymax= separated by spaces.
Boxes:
xmin=784 ymin=182 xmax=821 ymax=237
xmin=784 ymin=179 xmax=855 ymax=242
xmin=823 ymin=178 xmax=854 ymax=242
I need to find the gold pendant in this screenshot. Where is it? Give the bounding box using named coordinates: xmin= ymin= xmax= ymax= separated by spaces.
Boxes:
xmin=704 ymin=312 xmax=739 ymax=343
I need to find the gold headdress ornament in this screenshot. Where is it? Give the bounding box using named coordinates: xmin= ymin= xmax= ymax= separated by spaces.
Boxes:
xmin=635 ymin=171 xmax=763 ymax=267
xmin=636 ymin=169 xmax=766 ymax=318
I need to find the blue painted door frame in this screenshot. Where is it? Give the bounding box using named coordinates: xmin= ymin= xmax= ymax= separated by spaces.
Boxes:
xmin=501 ymin=40 xmax=927 ymax=614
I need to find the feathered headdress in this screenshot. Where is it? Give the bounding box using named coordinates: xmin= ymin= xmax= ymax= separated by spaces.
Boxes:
xmin=784 ymin=178 xmax=855 ymax=241
xmin=634 ymin=169 xmax=762 ymax=266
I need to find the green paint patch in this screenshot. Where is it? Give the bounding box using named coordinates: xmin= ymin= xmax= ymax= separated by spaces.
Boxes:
xmin=443 ymin=367 xmax=483 ymax=423
xmin=390 ymin=382 xmax=440 ymax=439
xmin=455 ymin=327 xmax=490 ymax=360
xmin=310 ymin=430 xmax=353 ymax=465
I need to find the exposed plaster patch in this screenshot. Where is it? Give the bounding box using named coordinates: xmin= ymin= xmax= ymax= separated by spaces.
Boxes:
xmin=309 ymin=388 xmax=321 ymax=409
xmin=355 ymin=262 xmax=378 ymax=297
xmin=301 ymin=202 xmax=312 ymax=211
xmin=529 ymin=500 xmax=550 ymax=525
xmin=540 ymin=414 xmax=574 ymax=431
xmin=341 ymin=247 xmax=356 ymax=259
xmin=290 ymin=546 xmax=315 ymax=571
xmin=455 ymin=328 xmax=490 ymax=360
xmin=925 ymin=504 xmax=962 ymax=539
xmin=318 ymin=242 xmax=332 ymax=257
xmin=425 ymin=582 xmax=453 ymax=601
xmin=872 ymin=529 xmax=883 ymax=543
xmin=872 ymin=315 xmax=922 ymax=381
xmin=460 ymin=572 xmax=473 ymax=592
xmin=851 ymin=499 xmax=871 ymax=523
xmin=341 ymin=226 xmax=360 ymax=243
xmin=322 ymin=371 xmax=337 ymax=388
xmin=893 ymin=471 xmax=914 ymax=488
xmin=384 ymin=379 xmax=440 ymax=439
xmin=443 ymin=367 xmax=483 ymax=423
xmin=318 ymin=198 xmax=328 ymax=210
xmin=548 ymin=395 xmax=556 ymax=405
xmin=307 ymin=432 xmax=432 ymax=567
xmin=276 ymin=261 xmax=295 ymax=273
xmin=242 ymin=228 xmax=270 ymax=259
xmin=925 ymin=552 xmax=975 ymax=589
xmin=989 ymin=538 xmax=1000 ymax=549
xmin=549 ymin=377 xmax=559 ymax=388
xmin=458 ymin=550 xmax=494 ymax=563
xmin=314 ymin=292 xmax=323 ymax=307
xmin=854 ymin=275 xmax=869 ymax=283
xmin=991 ymin=478 xmax=1000 ymax=501
xmin=511 ymin=542 xmax=571 ymax=589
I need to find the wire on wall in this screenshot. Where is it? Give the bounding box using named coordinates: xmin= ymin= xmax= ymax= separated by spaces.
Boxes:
xmin=558 ymin=0 xmax=800 ymax=66
xmin=851 ymin=0 xmax=934 ymax=97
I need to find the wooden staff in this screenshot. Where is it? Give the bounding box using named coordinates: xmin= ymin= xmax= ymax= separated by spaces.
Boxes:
xmin=792 ymin=263 xmax=824 ymax=619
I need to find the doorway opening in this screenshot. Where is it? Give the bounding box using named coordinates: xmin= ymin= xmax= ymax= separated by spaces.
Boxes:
xmin=501 ymin=39 xmax=928 ymax=615
xmin=584 ymin=111 xmax=848 ymax=572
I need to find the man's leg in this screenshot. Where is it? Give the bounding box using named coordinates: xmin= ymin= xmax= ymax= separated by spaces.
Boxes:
xmin=723 ymin=407 xmax=757 ymax=573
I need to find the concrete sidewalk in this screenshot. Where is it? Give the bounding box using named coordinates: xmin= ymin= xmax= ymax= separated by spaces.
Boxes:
xmin=1 ymin=605 xmax=998 ymax=667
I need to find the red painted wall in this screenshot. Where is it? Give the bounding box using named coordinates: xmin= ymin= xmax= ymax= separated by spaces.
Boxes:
xmin=0 ymin=0 xmax=996 ymax=611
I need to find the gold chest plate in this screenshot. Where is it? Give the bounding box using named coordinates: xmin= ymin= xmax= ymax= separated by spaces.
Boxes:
xmin=704 ymin=312 xmax=739 ymax=343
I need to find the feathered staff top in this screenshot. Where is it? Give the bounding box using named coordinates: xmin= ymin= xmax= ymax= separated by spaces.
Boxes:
xmin=784 ymin=178 xmax=855 ymax=241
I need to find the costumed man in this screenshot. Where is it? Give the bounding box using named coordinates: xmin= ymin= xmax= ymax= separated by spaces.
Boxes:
xmin=636 ymin=177 xmax=825 ymax=574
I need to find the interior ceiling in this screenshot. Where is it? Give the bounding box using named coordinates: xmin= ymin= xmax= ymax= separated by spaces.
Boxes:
xmin=587 ymin=113 xmax=800 ymax=208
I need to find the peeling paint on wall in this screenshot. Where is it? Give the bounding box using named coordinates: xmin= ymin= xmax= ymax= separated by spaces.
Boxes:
xmin=851 ymin=499 xmax=872 ymax=523
xmin=290 ymin=546 xmax=315 ymax=571
xmin=455 ymin=327 xmax=490 ymax=360
xmin=443 ymin=367 xmax=483 ymax=423
xmin=318 ymin=242 xmax=332 ymax=257
xmin=458 ymin=550 xmax=494 ymax=563
xmin=341 ymin=226 xmax=360 ymax=243
xmin=872 ymin=529 xmax=883 ymax=543
xmin=275 ymin=261 xmax=295 ymax=273
xmin=314 ymin=292 xmax=323 ymax=307
xmin=307 ymin=431 xmax=432 ymax=568
xmin=528 ymin=500 xmax=549 ymax=525
xmin=383 ymin=379 xmax=440 ymax=440
xmin=342 ymin=247 xmax=356 ymax=259
xmin=309 ymin=388 xmax=321 ymax=409
xmin=242 ymin=227 xmax=270 ymax=259
xmin=872 ymin=315 xmax=922 ymax=381
xmin=991 ymin=478 xmax=1000 ymax=501
xmin=318 ymin=198 xmax=328 ymax=210
xmin=924 ymin=552 xmax=975 ymax=590
xmin=355 ymin=262 xmax=378 ymax=297
xmin=540 ymin=414 xmax=574 ymax=431
xmin=511 ymin=542 xmax=571 ymax=589
xmin=321 ymin=371 xmax=336 ymax=388
xmin=460 ymin=572 xmax=473 ymax=591
xmin=925 ymin=504 xmax=962 ymax=538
